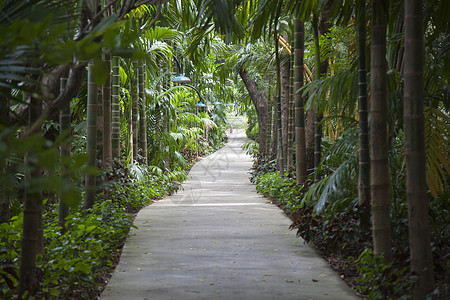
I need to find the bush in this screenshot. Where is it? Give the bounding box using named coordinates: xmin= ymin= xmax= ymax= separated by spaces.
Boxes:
xmin=255 ymin=171 xmax=303 ymax=212
xmin=356 ymin=249 xmax=415 ymax=299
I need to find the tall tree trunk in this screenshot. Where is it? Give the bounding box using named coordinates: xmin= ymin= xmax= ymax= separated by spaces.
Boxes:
xmin=19 ymin=96 xmax=43 ymax=296
xmin=126 ymin=78 xmax=133 ymax=165
xmin=85 ymin=62 xmax=97 ymax=210
xmin=287 ymin=34 xmax=295 ymax=173
xmin=59 ymin=78 xmax=70 ymax=231
xmin=370 ymin=0 xmax=392 ymax=261
xmin=275 ymin=29 xmax=284 ymax=175
xmin=271 ymin=89 xmax=278 ymax=155
xmin=96 ymin=85 xmax=104 ymax=161
xmin=312 ymin=15 xmax=322 ymax=183
xmin=138 ymin=62 xmax=148 ymax=166
xmin=132 ymin=62 xmax=139 ymax=163
xmin=111 ymin=56 xmax=120 ymax=160
xmin=404 ymin=0 xmax=434 ymax=297
xmin=281 ymin=40 xmax=290 ymax=169
xmin=357 ymin=0 xmax=371 ymax=232
xmin=103 ymin=54 xmax=112 ymax=163
xmin=239 ymin=68 xmax=268 ymax=156
xmin=294 ymin=15 xmax=307 ymax=185
xmin=305 ymin=111 xmax=315 ymax=174
xmin=266 ymin=82 xmax=273 ymax=157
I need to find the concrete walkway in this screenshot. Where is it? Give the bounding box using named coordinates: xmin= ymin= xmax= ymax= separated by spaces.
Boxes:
xmin=101 ymin=130 xmax=359 ymax=300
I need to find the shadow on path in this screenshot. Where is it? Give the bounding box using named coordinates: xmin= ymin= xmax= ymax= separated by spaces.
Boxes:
xmin=101 ymin=130 xmax=359 ymax=300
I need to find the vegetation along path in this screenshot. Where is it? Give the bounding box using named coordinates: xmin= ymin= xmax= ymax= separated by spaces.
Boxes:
xmin=101 ymin=130 xmax=358 ymax=300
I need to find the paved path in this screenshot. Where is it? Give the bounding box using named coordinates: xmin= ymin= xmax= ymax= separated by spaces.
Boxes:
xmin=101 ymin=130 xmax=359 ymax=300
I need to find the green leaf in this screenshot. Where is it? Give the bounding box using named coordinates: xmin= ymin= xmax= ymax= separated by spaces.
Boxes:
xmin=92 ymin=59 xmax=109 ymax=85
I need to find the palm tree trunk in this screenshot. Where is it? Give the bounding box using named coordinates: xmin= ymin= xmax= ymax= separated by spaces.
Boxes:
xmin=103 ymin=54 xmax=112 ymax=163
xmin=287 ymin=34 xmax=295 ymax=173
xmin=59 ymin=77 xmax=70 ymax=231
xmin=271 ymin=89 xmax=278 ymax=155
xmin=275 ymin=29 xmax=284 ymax=175
xmin=19 ymin=95 xmax=44 ymax=296
xmin=266 ymin=82 xmax=273 ymax=157
xmin=138 ymin=62 xmax=148 ymax=166
xmin=96 ymin=83 xmax=104 ymax=161
xmin=312 ymin=15 xmax=322 ymax=183
xmin=294 ymin=15 xmax=307 ymax=185
xmin=239 ymin=68 xmax=268 ymax=157
xmin=281 ymin=46 xmax=290 ymax=169
xmin=404 ymin=0 xmax=434 ymax=297
xmin=357 ymin=0 xmax=371 ymax=231
xmin=370 ymin=0 xmax=392 ymax=261
xmin=111 ymin=56 xmax=120 ymax=160
xmin=132 ymin=62 xmax=139 ymax=163
xmin=85 ymin=62 xmax=97 ymax=210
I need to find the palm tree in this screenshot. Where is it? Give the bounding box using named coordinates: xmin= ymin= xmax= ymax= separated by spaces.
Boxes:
xmin=59 ymin=77 xmax=70 ymax=231
xmin=139 ymin=62 xmax=148 ymax=166
xmin=111 ymin=56 xmax=121 ymax=159
xmin=404 ymin=0 xmax=434 ymax=297
xmin=103 ymin=54 xmax=112 ymax=163
xmin=132 ymin=62 xmax=139 ymax=162
xmin=370 ymin=0 xmax=392 ymax=261
xmin=294 ymin=12 xmax=307 ymax=185
xmin=85 ymin=62 xmax=98 ymax=210
xmin=356 ymin=0 xmax=371 ymax=231
xmin=19 ymin=95 xmax=44 ymax=296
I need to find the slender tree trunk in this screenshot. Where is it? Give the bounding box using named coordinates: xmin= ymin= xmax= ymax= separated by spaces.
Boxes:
xmin=138 ymin=62 xmax=148 ymax=166
xmin=132 ymin=62 xmax=139 ymax=163
xmin=275 ymin=30 xmax=284 ymax=175
xmin=281 ymin=42 xmax=290 ymax=168
xmin=312 ymin=16 xmax=322 ymax=183
xmin=287 ymin=34 xmax=295 ymax=173
xmin=239 ymin=68 xmax=268 ymax=156
xmin=370 ymin=0 xmax=392 ymax=261
xmin=271 ymin=89 xmax=278 ymax=155
xmin=127 ymin=78 xmax=133 ymax=165
xmin=111 ymin=56 xmax=120 ymax=160
xmin=266 ymin=82 xmax=273 ymax=157
xmin=305 ymin=111 xmax=315 ymax=174
xmin=96 ymin=85 xmax=104 ymax=161
xmin=19 ymin=96 xmax=43 ymax=296
xmin=357 ymin=0 xmax=371 ymax=232
xmin=85 ymin=62 xmax=97 ymax=210
xmin=59 ymin=78 xmax=70 ymax=231
xmin=294 ymin=15 xmax=307 ymax=185
xmin=103 ymin=54 xmax=112 ymax=163
xmin=404 ymin=0 xmax=434 ymax=297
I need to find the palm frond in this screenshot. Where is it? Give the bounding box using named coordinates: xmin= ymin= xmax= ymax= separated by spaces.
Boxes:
xmin=424 ymin=106 xmax=450 ymax=197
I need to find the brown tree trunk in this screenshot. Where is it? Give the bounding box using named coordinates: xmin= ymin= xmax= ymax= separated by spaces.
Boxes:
xmin=294 ymin=15 xmax=307 ymax=184
xmin=305 ymin=111 xmax=315 ymax=174
xmin=404 ymin=0 xmax=435 ymax=297
xmin=239 ymin=68 xmax=268 ymax=156
xmin=281 ymin=45 xmax=290 ymax=167
xmin=132 ymin=62 xmax=139 ymax=163
xmin=103 ymin=54 xmax=112 ymax=163
xmin=370 ymin=0 xmax=392 ymax=261
xmin=19 ymin=96 xmax=44 ymax=296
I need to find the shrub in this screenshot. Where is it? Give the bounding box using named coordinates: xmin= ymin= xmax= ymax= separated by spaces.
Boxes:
xmin=356 ymin=249 xmax=415 ymax=299
xmin=255 ymin=171 xmax=303 ymax=211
